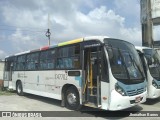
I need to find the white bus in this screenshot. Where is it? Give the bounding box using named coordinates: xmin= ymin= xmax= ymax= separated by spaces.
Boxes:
xmin=155 ymin=48 xmax=160 ymax=56
xmin=136 ymin=46 xmax=160 ymax=99
xmin=4 ymin=36 xmax=147 ymax=111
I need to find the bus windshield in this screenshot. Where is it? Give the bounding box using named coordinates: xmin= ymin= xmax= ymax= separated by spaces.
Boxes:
xmin=104 ymin=39 xmax=145 ymax=84
xmin=143 ymin=49 xmax=160 ymax=80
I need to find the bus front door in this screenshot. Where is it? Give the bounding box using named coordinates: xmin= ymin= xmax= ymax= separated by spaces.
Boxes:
xmin=83 ymin=47 xmax=101 ymax=108
xmin=4 ymin=57 xmax=14 ymax=89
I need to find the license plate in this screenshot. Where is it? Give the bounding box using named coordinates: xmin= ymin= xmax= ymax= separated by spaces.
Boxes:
xmin=135 ymin=96 xmax=141 ymax=103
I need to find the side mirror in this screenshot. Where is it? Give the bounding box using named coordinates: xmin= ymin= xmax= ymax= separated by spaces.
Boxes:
xmin=146 ymin=56 xmax=152 ymax=65
xmin=108 ymin=48 xmax=114 ymax=60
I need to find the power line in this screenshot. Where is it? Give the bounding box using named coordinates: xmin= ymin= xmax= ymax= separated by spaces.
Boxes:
xmin=0 ymin=28 xmax=45 ymax=33
xmin=0 ymin=31 xmax=46 ymax=38
xmin=0 ymin=24 xmax=46 ymax=31
xmin=0 ymin=34 xmax=46 ymax=42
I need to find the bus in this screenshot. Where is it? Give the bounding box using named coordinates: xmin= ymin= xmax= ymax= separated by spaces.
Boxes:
xmin=4 ymin=36 xmax=147 ymax=111
xmin=136 ymin=46 xmax=160 ymax=99
xmin=155 ymin=48 xmax=160 ymax=56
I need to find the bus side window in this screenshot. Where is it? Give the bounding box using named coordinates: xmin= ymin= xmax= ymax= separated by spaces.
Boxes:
xmin=55 ymin=44 xmax=80 ymax=70
xmin=40 ymin=51 xmax=47 ymax=69
xmin=73 ymin=57 xmax=80 ymax=69
xmin=56 ymin=58 xmax=63 ymax=69
xmin=16 ymin=55 xmax=26 ymax=71
xmin=26 ymin=52 xmax=39 ymax=70
xmin=47 ymin=49 xmax=55 ymax=69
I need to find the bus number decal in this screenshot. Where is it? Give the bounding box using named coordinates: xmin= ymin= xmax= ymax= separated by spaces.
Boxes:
xmin=17 ymin=73 xmax=27 ymax=78
xmin=55 ymin=74 xmax=67 ymax=80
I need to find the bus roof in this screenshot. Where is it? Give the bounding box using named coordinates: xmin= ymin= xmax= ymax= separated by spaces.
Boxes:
xmin=84 ymin=36 xmax=109 ymax=41
xmin=135 ymin=46 xmax=152 ymax=53
xmin=57 ymin=36 xmax=109 ymax=46
xmin=6 ymin=36 xmax=133 ymax=58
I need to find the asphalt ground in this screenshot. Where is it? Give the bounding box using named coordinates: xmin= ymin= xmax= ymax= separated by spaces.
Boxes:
xmin=0 ymin=93 xmax=160 ymax=120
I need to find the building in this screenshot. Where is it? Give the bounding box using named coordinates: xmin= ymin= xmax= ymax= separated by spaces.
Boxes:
xmin=0 ymin=60 xmax=4 ymax=89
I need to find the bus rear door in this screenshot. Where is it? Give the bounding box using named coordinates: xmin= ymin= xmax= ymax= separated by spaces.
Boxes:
xmin=4 ymin=57 xmax=14 ymax=89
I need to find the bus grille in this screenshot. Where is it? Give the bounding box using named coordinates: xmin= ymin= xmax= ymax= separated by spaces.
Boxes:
xmin=127 ymin=88 xmax=144 ymax=96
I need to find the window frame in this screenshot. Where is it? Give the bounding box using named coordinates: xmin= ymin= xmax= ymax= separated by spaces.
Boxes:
xmin=39 ymin=48 xmax=56 ymax=70
xmin=25 ymin=52 xmax=40 ymax=71
xmin=55 ymin=43 xmax=81 ymax=70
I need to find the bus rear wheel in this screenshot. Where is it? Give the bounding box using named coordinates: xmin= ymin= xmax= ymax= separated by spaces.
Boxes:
xmin=65 ymin=86 xmax=81 ymax=110
xmin=16 ymin=81 xmax=24 ymax=96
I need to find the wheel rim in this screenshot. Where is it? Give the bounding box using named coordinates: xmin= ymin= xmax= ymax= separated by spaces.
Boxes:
xmin=17 ymin=84 xmax=21 ymax=93
xmin=67 ymin=93 xmax=77 ymax=106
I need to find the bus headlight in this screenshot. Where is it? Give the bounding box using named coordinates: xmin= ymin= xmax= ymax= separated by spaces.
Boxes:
xmin=115 ymin=83 xmax=126 ymax=96
xmin=152 ymin=80 xmax=159 ymax=89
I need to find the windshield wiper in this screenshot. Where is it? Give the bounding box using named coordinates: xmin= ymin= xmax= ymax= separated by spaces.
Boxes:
xmin=127 ymin=52 xmax=145 ymax=80
xmin=117 ymin=48 xmax=130 ymax=81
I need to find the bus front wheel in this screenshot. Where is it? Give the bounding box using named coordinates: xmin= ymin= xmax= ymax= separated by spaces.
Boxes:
xmin=65 ymin=86 xmax=81 ymax=110
xmin=16 ymin=81 xmax=24 ymax=96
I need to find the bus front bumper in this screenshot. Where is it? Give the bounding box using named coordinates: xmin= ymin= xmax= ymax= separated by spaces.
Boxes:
xmin=109 ymin=90 xmax=147 ymax=111
xmin=147 ymin=86 xmax=160 ymax=99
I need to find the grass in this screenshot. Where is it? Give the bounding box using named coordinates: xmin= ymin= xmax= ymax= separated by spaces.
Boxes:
xmin=0 ymin=88 xmax=16 ymax=96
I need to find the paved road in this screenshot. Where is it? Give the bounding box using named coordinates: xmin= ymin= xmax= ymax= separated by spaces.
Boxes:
xmin=0 ymin=94 xmax=160 ymax=120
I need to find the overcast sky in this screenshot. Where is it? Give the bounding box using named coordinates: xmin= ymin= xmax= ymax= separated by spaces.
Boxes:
xmin=0 ymin=0 xmax=160 ymax=59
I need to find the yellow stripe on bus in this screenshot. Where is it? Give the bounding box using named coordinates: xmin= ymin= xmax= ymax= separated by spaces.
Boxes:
xmin=58 ymin=38 xmax=83 ymax=46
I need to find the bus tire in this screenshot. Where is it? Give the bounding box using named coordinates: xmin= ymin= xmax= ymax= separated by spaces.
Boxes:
xmin=16 ymin=81 xmax=24 ymax=96
xmin=65 ymin=86 xmax=81 ymax=110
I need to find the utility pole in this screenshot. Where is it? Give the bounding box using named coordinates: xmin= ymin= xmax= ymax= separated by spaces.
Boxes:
xmin=46 ymin=14 xmax=51 ymax=46
xmin=141 ymin=0 xmax=153 ymax=48
xmin=141 ymin=0 xmax=160 ymax=48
